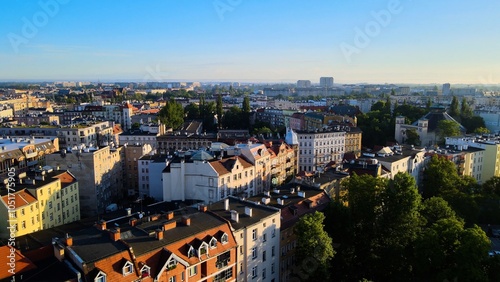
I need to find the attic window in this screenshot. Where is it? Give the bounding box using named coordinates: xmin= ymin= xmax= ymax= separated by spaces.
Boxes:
xmin=188 ymin=245 xmax=196 ymax=258
xmin=167 ymin=258 xmax=177 ymax=269
xmin=221 ymin=233 xmax=229 ymax=244
xmin=199 ymin=242 xmax=209 ymax=255
xmin=122 ymin=261 xmax=133 ymax=276
xmin=210 ymin=237 xmax=217 ymax=249
xmin=140 ymin=265 xmax=150 ymax=278
xmin=94 ymin=271 xmax=107 ymax=282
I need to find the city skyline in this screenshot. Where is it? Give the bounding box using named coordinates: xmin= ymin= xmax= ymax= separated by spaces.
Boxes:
xmin=1 ymin=0 xmax=499 ymax=84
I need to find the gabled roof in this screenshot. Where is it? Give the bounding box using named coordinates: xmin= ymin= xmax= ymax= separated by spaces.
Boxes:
xmin=1 ymin=189 xmax=37 ymax=209
xmin=209 ymin=156 xmax=253 ymax=176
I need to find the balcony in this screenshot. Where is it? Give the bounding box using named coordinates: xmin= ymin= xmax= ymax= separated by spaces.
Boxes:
xmin=216 ymin=258 xmax=230 ymax=269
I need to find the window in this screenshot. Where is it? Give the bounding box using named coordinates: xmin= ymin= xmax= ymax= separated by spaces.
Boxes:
xmin=252 ymin=247 xmax=257 ymax=259
xmin=263 ymin=233 xmax=267 ymax=242
xmin=263 ymin=250 xmax=266 ymax=261
xmin=221 ymin=233 xmax=229 ymax=244
xmin=210 ymin=237 xmax=217 ymax=249
xmin=252 ymin=266 xmax=258 ymax=279
xmin=169 ymin=277 xmax=176 ymax=282
xmin=123 ymin=261 xmax=133 ymax=276
xmin=252 ymin=229 xmax=257 ymax=240
xmin=272 ymin=246 xmax=275 ymax=257
xmin=167 ymin=258 xmax=177 ymax=269
xmin=95 ymin=271 xmax=106 ymax=282
xmin=188 ymin=246 xmax=195 ymax=258
xmin=272 ymin=229 xmax=276 ymax=238
xmin=140 ymin=265 xmax=150 ymax=278
xmin=262 ymin=268 xmax=266 ymax=279
xmin=271 ymin=263 xmax=275 ymax=274
xmin=188 ymin=266 xmax=197 ymax=277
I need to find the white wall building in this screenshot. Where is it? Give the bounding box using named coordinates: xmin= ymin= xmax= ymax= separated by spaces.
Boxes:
xmin=296 ymin=130 xmax=346 ymax=172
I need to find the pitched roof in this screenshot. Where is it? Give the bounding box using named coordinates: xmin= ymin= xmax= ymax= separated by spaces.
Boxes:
xmin=0 ymin=245 xmax=37 ymax=279
xmin=1 ymin=189 xmax=37 ymax=209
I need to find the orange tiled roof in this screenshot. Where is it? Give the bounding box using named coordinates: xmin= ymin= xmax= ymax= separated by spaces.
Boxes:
xmin=1 ymin=189 xmax=37 ymax=209
xmin=53 ymin=171 xmax=77 ymax=185
xmin=209 ymin=156 xmax=253 ymax=176
xmin=140 ymin=109 xmax=160 ymax=114
xmin=0 ymin=245 xmax=37 ymax=279
xmin=90 ymin=250 xmax=139 ymax=282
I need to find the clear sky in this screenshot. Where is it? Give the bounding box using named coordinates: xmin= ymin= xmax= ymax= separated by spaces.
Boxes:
xmin=1 ymin=0 xmax=499 ymax=84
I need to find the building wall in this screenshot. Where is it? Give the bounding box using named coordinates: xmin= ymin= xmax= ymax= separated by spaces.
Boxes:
xmin=297 ymin=131 xmax=346 ymax=172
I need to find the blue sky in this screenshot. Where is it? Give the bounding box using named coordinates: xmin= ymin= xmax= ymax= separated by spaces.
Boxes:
xmin=1 ymin=0 xmax=499 ymax=84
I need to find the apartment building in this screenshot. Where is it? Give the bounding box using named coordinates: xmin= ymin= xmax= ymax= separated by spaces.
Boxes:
xmin=0 ymin=136 xmax=59 ymax=179
xmin=296 ymin=129 xmax=346 ymax=172
xmin=51 ymin=208 xmax=237 ymax=282
xmin=0 ymin=168 xmax=79 ymax=238
xmin=138 ymin=154 xmax=170 ymax=200
xmin=210 ymin=197 xmax=281 ymax=282
xmin=124 ymin=143 xmax=153 ymax=196
xmin=267 ymin=141 xmax=298 ymax=187
xmin=246 ymin=184 xmax=331 ymax=282
xmin=163 ymin=151 xmax=256 ymax=204
xmin=45 ymin=145 xmax=124 ymax=217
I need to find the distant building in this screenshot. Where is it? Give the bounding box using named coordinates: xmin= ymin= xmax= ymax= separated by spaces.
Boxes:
xmin=443 ymin=83 xmax=451 ymax=96
xmin=319 ymin=77 xmax=334 ymax=88
xmin=296 ymin=80 xmax=311 ymax=88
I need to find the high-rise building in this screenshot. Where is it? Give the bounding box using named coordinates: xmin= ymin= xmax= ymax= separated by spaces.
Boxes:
xmin=319 ymin=77 xmax=334 ymax=88
xmin=296 ymin=80 xmax=311 ymax=88
xmin=442 ymin=83 xmax=451 ymax=96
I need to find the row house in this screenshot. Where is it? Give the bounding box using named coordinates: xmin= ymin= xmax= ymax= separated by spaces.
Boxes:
xmin=267 ymin=141 xmax=298 ymax=187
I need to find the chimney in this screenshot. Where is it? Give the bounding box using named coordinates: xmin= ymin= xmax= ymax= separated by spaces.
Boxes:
xmin=182 ymin=216 xmax=191 ymax=226
xmin=166 ymin=211 xmax=174 ymax=220
xmin=296 ymin=186 xmax=301 ymax=192
xmin=224 ymin=198 xmax=230 ymax=211
xmin=230 ymin=210 xmax=239 ymax=223
xmin=277 ymin=198 xmax=284 ymax=206
xmin=65 ymin=234 xmax=73 ymax=246
xmin=150 ymin=214 xmax=160 ymax=221
xmin=129 ymin=218 xmax=137 ymax=227
xmin=156 ymin=229 xmax=164 ymax=240
xmin=97 ymin=220 xmax=106 ymax=230
xmin=110 ymin=228 xmax=120 ymax=241
xmin=245 ymin=207 xmax=253 ymax=217
xmin=163 ymin=220 xmax=177 ymax=231
xmin=199 ymin=205 xmax=207 ymax=212
xmin=298 ymin=191 xmax=306 ymax=198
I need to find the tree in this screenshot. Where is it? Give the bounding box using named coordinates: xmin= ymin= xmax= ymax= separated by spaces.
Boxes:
xmin=131 ymin=122 xmax=141 ymax=130
xmin=184 ymin=103 xmax=200 ymax=120
xmin=474 ymin=126 xmax=490 ymax=135
xmin=461 ymin=116 xmax=487 ymax=134
xmin=482 ymin=176 xmax=500 ymax=197
xmin=242 ymin=95 xmax=251 ymax=113
xmin=216 ymin=94 xmax=223 ymax=129
xmin=449 ymin=96 xmax=460 ymax=119
xmin=158 ymin=98 xmax=184 ymax=129
xmin=436 ymin=120 xmax=461 ymax=143
xmin=221 ymin=106 xmax=243 ymax=129
xmin=426 ymin=98 xmax=432 ymax=111
xmin=404 ymin=128 xmax=421 ymax=146
xmin=294 ymin=211 xmax=335 ymax=281
xmin=414 ymin=219 xmax=490 ymax=281
xmin=460 ymin=97 xmax=473 ymax=119
xmin=422 ymin=155 xmax=462 ymax=198
xmin=420 ymin=197 xmax=460 ymax=227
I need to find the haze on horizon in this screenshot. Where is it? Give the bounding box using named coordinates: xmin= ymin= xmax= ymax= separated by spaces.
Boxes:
xmin=1 ymin=0 xmax=499 ymax=85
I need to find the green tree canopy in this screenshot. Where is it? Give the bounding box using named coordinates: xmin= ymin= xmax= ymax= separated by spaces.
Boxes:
xmin=294 ymin=211 xmax=335 ymax=281
xmin=436 ymin=120 xmax=461 ymax=143
xmin=158 ymin=98 xmax=184 ymax=129
xmin=449 ymin=96 xmax=460 ymax=118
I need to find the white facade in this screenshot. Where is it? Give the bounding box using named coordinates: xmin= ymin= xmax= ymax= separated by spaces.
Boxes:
xmin=162 ymin=156 xmax=256 ymax=204
xmin=297 ymin=130 xmax=346 ymax=172
xmin=138 ymin=155 xmax=170 ymax=200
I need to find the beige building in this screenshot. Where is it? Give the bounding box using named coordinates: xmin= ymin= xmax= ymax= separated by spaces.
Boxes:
xmin=124 ymin=143 xmax=153 ymax=196
xmin=46 ymin=146 xmax=124 ymax=217
xmin=0 ymin=169 xmax=80 ymax=239
xmin=267 ymin=141 xmax=297 ymax=187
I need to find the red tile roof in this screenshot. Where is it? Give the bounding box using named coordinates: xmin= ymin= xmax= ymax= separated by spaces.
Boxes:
xmin=0 ymin=245 xmax=37 ymax=279
xmin=1 ymin=189 xmax=37 ymax=209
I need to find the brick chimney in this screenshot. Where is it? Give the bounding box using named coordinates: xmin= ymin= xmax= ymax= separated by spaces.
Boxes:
xmin=97 ymin=220 xmax=106 ymax=230
xmin=129 ymin=218 xmax=137 ymax=227
xmin=65 ymin=234 xmax=73 ymax=246
xmin=163 ymin=220 xmax=177 ymax=231
xmin=110 ymin=228 xmax=120 ymax=241
xmin=166 ymin=211 xmax=174 ymax=220
xmin=182 ymin=216 xmax=191 ymax=226
xmin=156 ymin=229 xmax=164 ymax=240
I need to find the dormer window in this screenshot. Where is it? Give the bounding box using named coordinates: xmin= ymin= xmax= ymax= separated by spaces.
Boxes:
xmin=221 ymin=233 xmax=229 ymax=244
xmin=166 ymin=257 xmax=177 ymax=270
xmin=122 ymin=261 xmax=134 ymax=276
xmin=94 ymin=271 xmax=107 ymax=282
xmin=188 ymin=245 xmax=196 ymax=258
xmin=209 ymin=237 xmax=217 ymax=249
xmin=140 ymin=265 xmax=150 ymax=278
xmin=199 ymin=242 xmax=209 ymax=256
